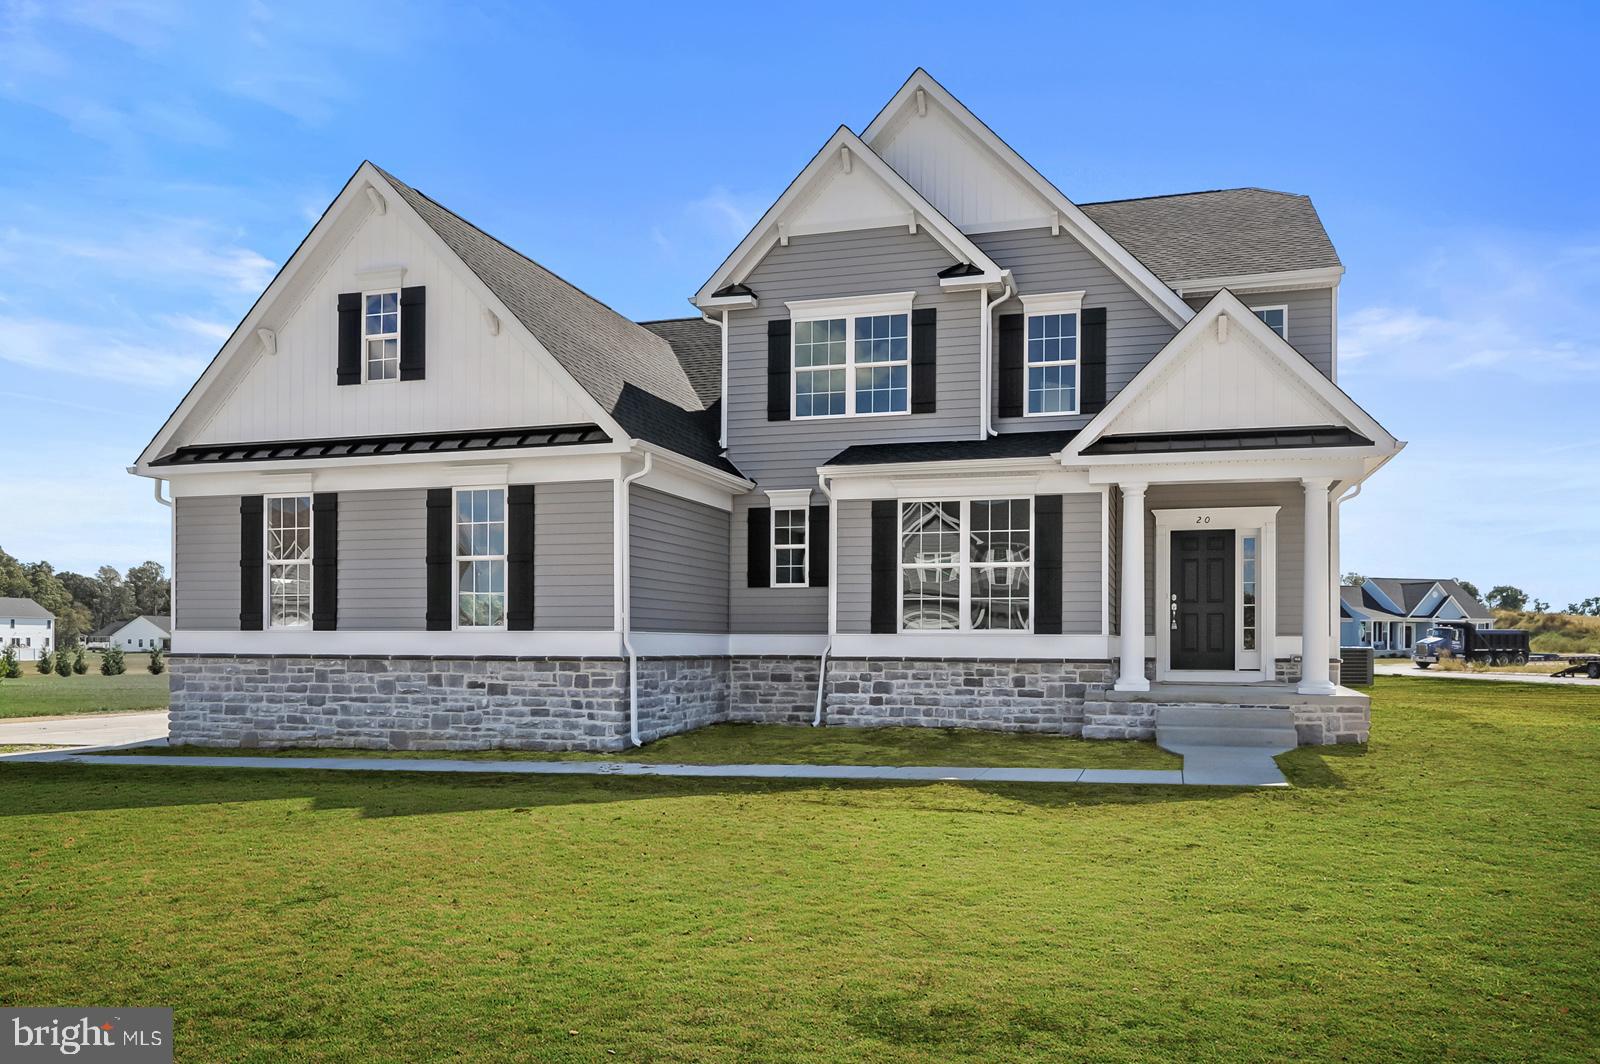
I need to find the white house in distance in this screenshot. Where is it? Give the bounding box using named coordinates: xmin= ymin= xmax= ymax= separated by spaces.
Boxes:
xmin=1 ymin=597 xmax=55 ymax=661
xmin=1340 ymin=578 xmax=1493 ymax=655
xmin=88 ymin=615 xmax=172 ymax=653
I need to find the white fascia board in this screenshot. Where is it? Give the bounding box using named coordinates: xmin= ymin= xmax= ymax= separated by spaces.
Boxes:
xmin=785 ymin=291 xmax=916 ymax=319
xmin=691 ymin=126 xmax=1002 ymax=307
xmin=830 ymin=633 xmax=1111 ymax=660
xmin=175 ymin=630 xmax=626 ymax=657
xmin=1064 ymin=288 xmax=1401 ymax=459
xmin=632 ymin=441 xmax=754 ymax=495
xmin=164 ymin=449 xmax=630 ymax=498
xmin=695 ymin=294 xmax=758 ymax=310
xmin=822 ymin=462 xmax=1094 ymax=500
xmin=764 ymin=487 xmax=814 ymax=509
xmin=1079 ymin=455 xmax=1371 ymax=487
xmin=1175 ymin=266 xmax=1345 ymax=297
xmin=862 ymin=70 xmax=1194 ymax=330
xmin=937 ymin=271 xmax=1003 ymax=291
xmin=1019 ymin=290 xmax=1086 ymax=315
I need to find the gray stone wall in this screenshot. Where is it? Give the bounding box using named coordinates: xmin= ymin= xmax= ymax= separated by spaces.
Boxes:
xmin=1081 ymin=696 xmax=1370 ymax=745
xmin=1291 ymin=702 xmax=1369 ymax=745
xmin=729 ymin=656 xmax=821 ymax=725
xmin=821 ymin=659 xmax=1112 ymax=734
xmin=634 ymin=657 xmax=729 ymax=743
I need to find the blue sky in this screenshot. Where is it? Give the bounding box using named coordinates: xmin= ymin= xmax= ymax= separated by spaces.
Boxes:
xmin=1 ymin=1 xmax=1596 ymax=604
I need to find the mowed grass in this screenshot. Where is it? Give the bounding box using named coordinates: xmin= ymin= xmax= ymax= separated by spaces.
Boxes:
xmin=2 ymin=677 xmax=1597 ymax=1062
xmin=126 ymin=722 xmax=1179 ymax=770
xmin=0 ymin=655 xmax=168 ymax=719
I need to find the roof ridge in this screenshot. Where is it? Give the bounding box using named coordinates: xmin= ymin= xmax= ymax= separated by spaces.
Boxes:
xmin=1079 ymin=187 xmax=1308 ymax=207
xmin=635 ymin=316 xmax=709 ymax=326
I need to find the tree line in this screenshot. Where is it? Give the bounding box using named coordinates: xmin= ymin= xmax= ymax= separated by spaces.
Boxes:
xmin=0 ymin=546 xmax=171 ymax=647
xmin=1342 ymin=573 xmax=1599 ymax=616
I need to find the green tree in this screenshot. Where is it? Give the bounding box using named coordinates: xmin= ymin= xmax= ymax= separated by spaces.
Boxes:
xmin=1531 ymin=599 xmax=1550 ymax=613
xmin=1342 ymin=572 xmax=1365 ymax=586
xmin=0 ymin=646 xmax=19 ymax=680
xmin=1566 ymin=596 xmax=1600 ymax=617
xmin=1485 ymin=585 xmax=1529 ymax=612
xmin=36 ymin=649 xmax=52 ymax=674
xmin=147 ymin=644 xmax=166 ymax=676
xmin=72 ymin=645 xmax=88 ymax=675
xmin=1453 ymin=578 xmax=1482 ymax=601
xmin=125 ymin=561 xmax=171 ymax=617
xmin=53 ymin=645 xmax=72 ymax=677
xmin=100 ymin=645 xmax=125 ymax=676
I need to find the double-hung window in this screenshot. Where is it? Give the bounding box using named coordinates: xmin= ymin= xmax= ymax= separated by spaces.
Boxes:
xmin=899 ymin=498 xmax=1032 ymax=632
xmin=1021 ymin=291 xmax=1083 ymax=415
xmin=790 ymin=293 xmax=912 ymax=418
xmin=455 ymin=488 xmax=506 ymax=628
xmin=364 ymin=290 xmax=400 ymax=381
xmin=772 ymin=509 xmax=808 ymax=587
xmin=1252 ymin=305 xmax=1287 ymax=339
xmin=266 ymin=495 xmax=313 ymax=628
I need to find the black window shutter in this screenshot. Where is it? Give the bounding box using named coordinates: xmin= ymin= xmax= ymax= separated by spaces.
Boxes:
xmin=399 ymin=285 xmax=426 ymax=381
xmin=239 ymin=495 xmax=263 ymax=630
xmin=337 ymin=292 xmax=361 ymax=386
xmin=911 ymin=307 xmax=937 ymax=413
xmin=1081 ymin=307 xmax=1108 ymax=415
xmin=870 ymin=500 xmax=898 ymax=634
xmin=746 ymin=507 xmax=770 ymax=588
xmin=766 ymin=319 xmax=791 ymax=421
xmin=312 ymin=493 xmax=339 ymax=631
xmin=506 ymin=485 xmax=535 ymax=631
xmin=425 ymin=488 xmax=452 ymax=631
xmin=1034 ymin=495 xmax=1063 ymax=635
xmin=808 ymin=504 xmax=829 ymax=588
xmin=998 ymin=313 xmax=1024 ymax=418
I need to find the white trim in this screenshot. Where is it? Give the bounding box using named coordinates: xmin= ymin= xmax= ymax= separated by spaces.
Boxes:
xmin=784 ymin=291 xmax=916 ymax=320
xmin=452 ymin=485 xmax=509 ymax=632
xmin=896 ymin=496 xmax=1034 ymax=635
xmin=1152 ymin=506 xmax=1279 ymax=682
xmin=1249 ymin=303 xmax=1289 ymax=340
xmin=174 ymin=630 xmax=624 ymax=657
xmin=1174 ymin=266 xmax=1345 ymax=297
xmin=831 ymin=632 xmax=1109 ymax=659
xmin=731 ymin=633 xmax=831 ymax=656
xmin=770 ymin=505 xmax=810 ymax=589
xmin=1018 ymin=290 xmax=1085 ymax=316
xmin=764 ymin=488 xmax=813 ymax=509
xmin=789 ymin=298 xmax=915 ymax=421
xmin=360 ymin=287 xmax=402 ymax=384
xmin=263 ymin=493 xmax=313 ymax=630
xmin=354 ymin=264 xmax=406 ymax=289
xmin=1019 ymin=295 xmax=1083 ymax=418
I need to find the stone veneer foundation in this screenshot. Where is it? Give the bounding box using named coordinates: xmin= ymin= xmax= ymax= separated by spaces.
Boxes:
xmin=170 ymin=652 xmax=1361 ymax=751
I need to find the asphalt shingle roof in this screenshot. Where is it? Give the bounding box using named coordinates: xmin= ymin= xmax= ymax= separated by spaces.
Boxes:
xmin=0 ymin=597 xmax=52 ymax=621
xmin=639 ymin=318 xmax=722 ymax=405
xmin=373 ymin=167 xmax=734 ymax=474
xmin=1080 ymin=188 xmax=1341 ymax=285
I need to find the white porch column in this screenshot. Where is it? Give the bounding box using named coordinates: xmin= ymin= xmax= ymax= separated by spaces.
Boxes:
xmin=1116 ymin=482 xmax=1149 ymax=692
xmin=1300 ymin=478 xmax=1336 ymax=694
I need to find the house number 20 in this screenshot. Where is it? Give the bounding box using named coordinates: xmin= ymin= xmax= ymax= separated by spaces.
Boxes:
xmin=1194 ymin=516 xmax=1211 ymax=524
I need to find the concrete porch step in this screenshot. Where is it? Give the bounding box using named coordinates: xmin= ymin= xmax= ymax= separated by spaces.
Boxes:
xmin=1156 ymin=705 xmax=1298 ymax=752
xmin=1156 ymin=724 xmax=1300 ymax=749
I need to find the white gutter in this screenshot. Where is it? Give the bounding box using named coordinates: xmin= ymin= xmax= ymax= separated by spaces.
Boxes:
xmin=981 ymin=274 xmax=1016 ymax=437
xmin=813 ymin=469 xmax=835 ymax=727
xmin=619 ymin=452 xmax=654 ymax=746
xmin=701 ymin=310 xmax=730 ymax=450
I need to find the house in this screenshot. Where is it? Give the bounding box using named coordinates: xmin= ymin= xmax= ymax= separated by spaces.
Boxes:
xmin=88 ymin=615 xmax=172 ymax=653
xmin=133 ymin=70 xmax=1401 ymax=751
xmin=1341 ymin=579 xmax=1492 ymax=655
xmin=0 ymin=598 xmax=55 ymax=661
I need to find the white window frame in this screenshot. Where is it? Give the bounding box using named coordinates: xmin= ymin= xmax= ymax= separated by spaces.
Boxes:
xmin=771 ymin=508 xmax=809 ymax=588
xmin=264 ymin=493 xmax=313 ymax=630
xmin=897 ymin=496 xmax=1034 ymax=634
xmin=452 ymin=486 xmax=509 ymax=631
xmin=362 ymin=288 xmax=401 ymax=383
xmin=1020 ymin=290 xmax=1084 ymax=417
xmin=1251 ymin=304 xmax=1288 ymax=340
xmin=786 ymin=292 xmax=915 ymax=420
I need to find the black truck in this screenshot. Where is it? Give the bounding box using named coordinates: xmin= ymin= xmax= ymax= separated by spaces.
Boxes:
xmin=1412 ymin=621 xmax=1531 ymax=668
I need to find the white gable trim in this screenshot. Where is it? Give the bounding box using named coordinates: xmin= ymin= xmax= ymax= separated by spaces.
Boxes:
xmin=692 ymin=127 xmax=1002 ymax=307
xmin=863 ymin=70 xmax=1194 ymax=330
xmin=1065 ymin=289 xmax=1400 ymax=460
xmin=137 ymin=162 xmax=627 ymax=473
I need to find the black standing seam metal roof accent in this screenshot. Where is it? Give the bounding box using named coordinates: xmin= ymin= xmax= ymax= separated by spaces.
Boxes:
xmin=1081 ymin=426 xmax=1372 ymax=456
xmin=936 ymin=262 xmax=985 ymax=278
xmin=151 ymin=424 xmax=612 ymax=467
xmin=827 ymin=431 xmax=1081 ymax=467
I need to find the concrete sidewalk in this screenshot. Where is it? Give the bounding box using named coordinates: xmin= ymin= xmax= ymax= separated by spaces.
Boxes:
xmin=3 ymin=745 xmax=1288 ymax=787
xmin=1374 ymin=661 xmax=1598 ymax=686
xmin=0 ymin=710 xmax=168 ymax=748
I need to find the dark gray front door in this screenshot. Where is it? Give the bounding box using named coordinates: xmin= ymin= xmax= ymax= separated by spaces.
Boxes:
xmin=1171 ymin=529 xmax=1235 ymax=671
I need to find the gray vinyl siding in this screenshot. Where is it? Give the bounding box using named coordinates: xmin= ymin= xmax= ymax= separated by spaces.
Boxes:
xmin=971 ymin=227 xmax=1179 ymax=433
xmin=731 ymin=493 xmax=826 ymax=634
xmin=725 ymin=226 xmax=982 ymax=489
xmin=1141 ymin=481 xmax=1306 ymax=637
xmin=836 ymin=499 xmax=873 ymax=634
xmin=1061 ymin=492 xmax=1103 ymax=635
xmin=535 ymin=480 xmax=614 ymax=631
xmin=1185 ymin=287 xmax=1334 ymax=379
xmin=630 ymin=486 xmax=728 ymax=633
xmin=174 ymin=495 xmax=240 ymax=630
xmin=338 ymin=489 xmax=426 ymax=630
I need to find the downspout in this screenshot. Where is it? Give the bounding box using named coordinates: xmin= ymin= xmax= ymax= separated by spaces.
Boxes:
xmin=620 ymin=452 xmax=654 ymax=746
xmin=138 ymin=471 xmax=175 ymax=641
xmin=702 ymin=310 xmax=730 ymax=450
xmin=813 ymin=470 xmax=835 ymax=726
xmin=982 ymin=274 xmax=1016 ymax=437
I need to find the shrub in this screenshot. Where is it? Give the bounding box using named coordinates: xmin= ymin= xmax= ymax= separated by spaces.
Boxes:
xmin=148 ymin=645 xmax=166 ymax=676
xmin=72 ymin=646 xmax=88 ymax=675
xmin=54 ymin=646 xmax=73 ymax=677
xmin=0 ymin=646 xmax=18 ymax=679
xmin=37 ymin=650 xmax=52 ymax=674
xmin=101 ymin=645 xmax=126 ymax=676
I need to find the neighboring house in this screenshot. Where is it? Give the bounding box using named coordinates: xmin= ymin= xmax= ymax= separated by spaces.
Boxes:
xmin=0 ymin=598 xmax=55 ymax=661
xmin=133 ymin=69 xmax=1401 ymax=751
xmin=88 ymin=615 xmax=172 ymax=653
xmin=1341 ymin=579 xmax=1493 ymax=655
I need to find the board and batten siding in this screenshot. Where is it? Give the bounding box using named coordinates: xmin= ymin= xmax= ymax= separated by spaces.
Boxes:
xmin=1186 ymin=287 xmax=1334 ymax=379
xmin=731 ymin=493 xmax=826 ymax=634
xmin=535 ymin=480 xmax=614 ymax=631
xmin=630 ymin=486 xmax=728 ymax=634
xmin=338 ymin=489 xmax=427 ymax=630
xmin=724 ymin=226 xmax=981 ymax=488
xmin=174 ymin=495 xmax=241 ymax=630
xmin=970 ymin=227 xmax=1178 ymax=434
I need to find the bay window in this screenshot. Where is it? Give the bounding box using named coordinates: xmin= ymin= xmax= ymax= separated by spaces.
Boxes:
xmin=266 ymin=495 xmax=312 ymax=628
xmin=455 ymin=488 xmax=506 ymax=628
xmin=900 ymin=498 xmax=1032 ymax=632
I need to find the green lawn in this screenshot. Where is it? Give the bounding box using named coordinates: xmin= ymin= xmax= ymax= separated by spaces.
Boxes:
xmin=0 ymin=654 xmax=168 ymax=718
xmin=1 ymin=677 xmax=1596 ymax=1061
xmin=125 ymin=722 xmax=1179 ymax=770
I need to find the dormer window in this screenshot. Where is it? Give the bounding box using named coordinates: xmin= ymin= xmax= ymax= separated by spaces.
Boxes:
xmin=786 ymin=293 xmax=915 ymax=419
xmin=364 ymin=291 xmax=401 ymax=381
xmin=1252 ymin=305 xmax=1287 ymax=339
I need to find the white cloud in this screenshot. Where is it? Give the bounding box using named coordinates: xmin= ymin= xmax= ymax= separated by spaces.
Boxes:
xmin=160 ymin=313 xmax=233 ymax=341
xmin=687 ymin=187 xmax=764 ymax=237
xmin=0 ymin=316 xmax=208 ymax=387
xmin=1 ymin=220 xmax=277 ymax=296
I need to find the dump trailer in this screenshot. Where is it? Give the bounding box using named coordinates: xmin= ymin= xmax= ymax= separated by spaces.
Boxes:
xmin=1412 ymin=622 xmax=1531 ymax=668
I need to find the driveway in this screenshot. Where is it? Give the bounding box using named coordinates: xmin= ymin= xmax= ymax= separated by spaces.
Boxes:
xmin=1374 ymin=661 xmax=1599 ymax=687
xmin=0 ymin=710 xmax=169 ymax=749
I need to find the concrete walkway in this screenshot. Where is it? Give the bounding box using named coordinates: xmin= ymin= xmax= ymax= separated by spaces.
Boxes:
xmin=2 ymin=745 xmax=1288 ymax=787
xmin=0 ymin=710 xmax=168 ymax=748
xmin=1374 ymin=661 xmax=1599 ymax=686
